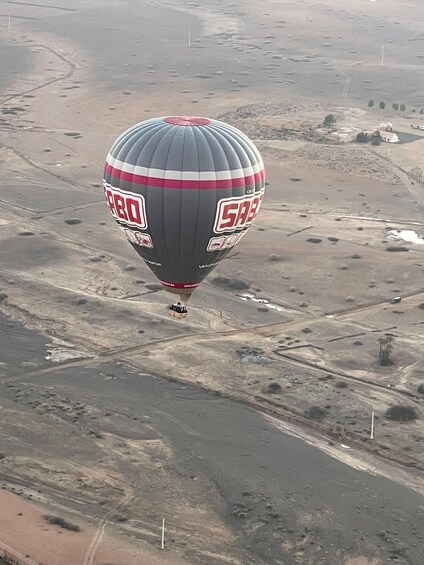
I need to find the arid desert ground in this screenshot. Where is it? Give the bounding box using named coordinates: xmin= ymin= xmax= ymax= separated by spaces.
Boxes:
xmin=0 ymin=0 xmax=424 ymax=564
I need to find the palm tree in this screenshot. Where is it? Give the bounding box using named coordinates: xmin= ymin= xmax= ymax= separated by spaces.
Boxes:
xmin=378 ymin=335 xmax=394 ymax=366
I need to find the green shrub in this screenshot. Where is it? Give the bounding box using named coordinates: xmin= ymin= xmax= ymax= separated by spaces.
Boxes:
xmin=385 ymin=405 xmax=418 ymax=422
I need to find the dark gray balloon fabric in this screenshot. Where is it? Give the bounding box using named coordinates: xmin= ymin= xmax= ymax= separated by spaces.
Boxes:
xmin=103 ymin=116 xmax=265 ymax=298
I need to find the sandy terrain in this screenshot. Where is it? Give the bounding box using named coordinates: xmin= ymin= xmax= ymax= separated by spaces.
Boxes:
xmin=0 ymin=489 xmax=189 ymax=565
xmin=0 ymin=0 xmax=424 ymax=563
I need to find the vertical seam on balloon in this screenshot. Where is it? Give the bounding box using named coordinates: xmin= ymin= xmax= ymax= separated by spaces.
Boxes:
xmin=136 ymin=123 xmax=168 ymax=248
xmin=208 ymin=125 xmax=236 ymax=268
xmin=207 ymin=125 xmax=240 ymax=266
xmin=141 ymin=123 xmax=176 ymax=279
xmin=178 ymin=127 xmax=187 ymax=282
xmin=158 ymin=126 xmax=180 ymax=281
xmin=206 ymin=126 xmax=221 ymax=266
xmin=187 ymin=126 xmax=204 ymax=271
xmin=216 ymin=123 xmax=264 ymax=186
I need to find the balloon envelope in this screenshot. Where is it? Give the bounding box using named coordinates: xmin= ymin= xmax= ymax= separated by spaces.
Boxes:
xmin=103 ymin=116 xmax=265 ymax=301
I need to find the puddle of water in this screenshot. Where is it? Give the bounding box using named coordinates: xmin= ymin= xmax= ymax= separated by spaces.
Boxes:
xmin=388 ymin=229 xmax=424 ymax=245
xmin=239 ymin=292 xmax=286 ymax=312
xmin=45 ymin=337 xmax=87 ymax=363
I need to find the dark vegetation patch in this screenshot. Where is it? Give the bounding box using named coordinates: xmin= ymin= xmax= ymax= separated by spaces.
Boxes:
xmin=263 ymin=382 xmax=282 ymax=394
xmin=236 ymin=346 xmax=268 ymax=364
xmin=212 ymin=275 xmax=250 ymax=291
xmin=306 ymin=405 xmax=326 ymax=420
xmin=385 ymin=405 xmax=418 ymax=422
xmin=318 ymin=374 xmax=331 ymax=381
xmin=42 ymin=515 xmax=80 ymax=531
xmin=112 ymin=513 xmax=128 ymax=522
xmin=334 ymin=381 xmax=348 ymax=388
xmin=385 ymin=246 xmax=409 ymax=252
xmin=267 ymin=254 xmax=283 ymax=261
xmin=306 ymin=238 xmax=322 ymax=243
xmin=64 ymin=218 xmax=81 ymax=225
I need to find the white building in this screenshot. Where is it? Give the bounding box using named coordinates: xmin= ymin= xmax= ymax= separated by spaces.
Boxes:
xmin=379 ymin=130 xmax=399 ymax=143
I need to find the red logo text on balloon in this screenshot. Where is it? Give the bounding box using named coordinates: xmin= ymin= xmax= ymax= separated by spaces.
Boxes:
xmin=213 ymin=190 xmax=264 ymax=234
xmin=104 ymin=183 xmax=148 ymax=230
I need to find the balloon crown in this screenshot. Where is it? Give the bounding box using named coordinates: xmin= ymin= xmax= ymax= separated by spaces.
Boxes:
xmin=164 ymin=116 xmax=211 ymax=126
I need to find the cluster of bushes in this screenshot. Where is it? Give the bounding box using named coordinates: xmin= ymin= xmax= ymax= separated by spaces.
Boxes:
xmin=42 ymin=515 xmax=80 ymax=531
xmin=385 ymin=405 xmax=418 ymax=422
xmin=211 ymin=275 xmax=250 ymax=291
xmin=367 ymin=100 xmax=421 ymax=113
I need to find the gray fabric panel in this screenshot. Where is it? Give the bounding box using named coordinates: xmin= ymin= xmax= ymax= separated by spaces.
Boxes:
xmin=108 ymin=117 xmax=263 ymax=173
xmin=131 ymin=124 xmax=174 ymax=169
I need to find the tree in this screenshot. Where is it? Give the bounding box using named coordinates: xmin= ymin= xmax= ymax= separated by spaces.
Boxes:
xmin=420 ymin=108 xmax=424 ymax=114
xmin=333 ymin=422 xmax=346 ymax=440
xmin=379 ymin=101 xmax=386 ymax=110
xmin=392 ymin=103 xmax=399 ymax=111
xmin=368 ymin=99 xmax=375 ymax=108
xmin=400 ymin=104 xmax=406 ymax=115
xmin=306 ymin=405 xmax=326 ymax=420
xmin=378 ymin=335 xmax=394 ymax=366
xmin=357 ymin=131 xmax=369 ymax=143
xmin=323 ymin=114 xmax=336 ymax=128
xmin=371 ymin=130 xmax=381 ymax=145
xmin=385 ymin=405 xmax=418 ymax=422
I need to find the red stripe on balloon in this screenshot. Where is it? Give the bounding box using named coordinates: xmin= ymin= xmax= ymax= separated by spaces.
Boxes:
xmin=104 ymin=163 xmax=265 ymax=190
xmin=160 ymin=280 xmax=200 ymax=289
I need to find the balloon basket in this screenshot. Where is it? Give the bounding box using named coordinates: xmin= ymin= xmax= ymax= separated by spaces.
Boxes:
xmin=169 ymin=310 xmax=188 ymax=320
xmin=169 ymin=302 xmax=188 ymax=319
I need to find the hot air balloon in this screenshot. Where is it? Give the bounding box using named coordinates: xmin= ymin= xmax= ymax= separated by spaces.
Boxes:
xmin=103 ymin=116 xmax=265 ymax=315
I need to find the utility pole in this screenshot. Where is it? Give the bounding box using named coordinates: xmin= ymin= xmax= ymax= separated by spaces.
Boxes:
xmin=380 ymin=45 xmax=385 ymax=66
xmin=161 ymin=518 xmax=165 ymax=549
xmin=8 ymin=12 xmax=11 ymax=31
xmin=188 ymin=28 xmax=191 ymax=48
xmin=370 ymin=411 xmax=375 ymax=440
